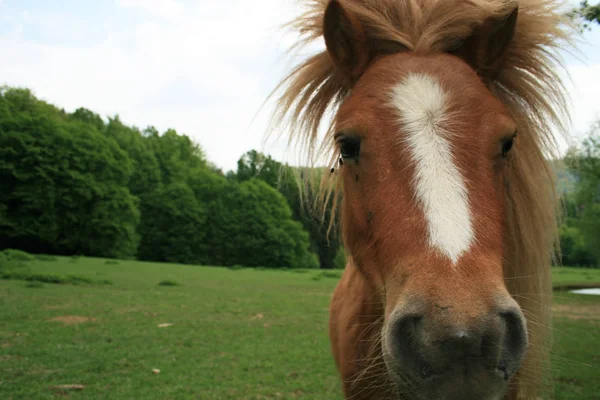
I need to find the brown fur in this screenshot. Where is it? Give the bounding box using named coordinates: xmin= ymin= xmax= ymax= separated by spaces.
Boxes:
xmin=266 ymin=0 xmax=576 ymax=398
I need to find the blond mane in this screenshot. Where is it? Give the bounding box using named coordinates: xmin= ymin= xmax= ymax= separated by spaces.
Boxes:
xmin=267 ymin=0 xmax=576 ymax=397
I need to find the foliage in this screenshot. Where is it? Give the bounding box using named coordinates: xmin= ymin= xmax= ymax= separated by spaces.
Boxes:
xmin=201 ymin=178 xmax=318 ymax=269
xmin=236 ymin=149 xmax=281 ymax=187
xmin=1 ymin=271 xmax=110 ymax=285
xmin=559 ymin=224 xmax=595 ymax=267
xmin=0 ymin=253 xmax=112 ymax=285
xmin=0 ymin=86 xmax=319 ymax=269
xmin=564 ymin=121 xmax=600 ymax=267
xmin=569 ymin=1 xmax=600 ymax=31
xmin=0 ymin=87 xmax=139 ymax=258
xmin=334 ymin=247 xmax=347 ymax=269
xmin=0 ymin=248 xmax=35 ymax=261
xmin=103 ymin=117 xmax=161 ymax=197
xmin=235 ymin=150 xmax=340 ymax=269
xmin=137 ymin=182 xmax=208 ymax=265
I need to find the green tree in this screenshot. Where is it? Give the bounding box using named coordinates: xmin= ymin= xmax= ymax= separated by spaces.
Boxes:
xmin=70 ymin=107 xmax=105 ymax=132
xmin=334 ymin=246 xmax=347 ymax=269
xmin=104 ymin=117 xmax=161 ymax=197
xmin=236 ymin=149 xmax=281 ymax=187
xmin=0 ymin=86 xmax=324 ymax=268
xmin=565 ymin=121 xmax=600 ymax=267
xmin=147 ymin=128 xmax=208 ymax=186
xmin=559 ymin=224 xmax=595 ymax=266
xmin=137 ymin=182 xmax=207 ymax=264
xmin=196 ymin=175 xmax=317 ymax=269
xmin=0 ymin=87 xmax=139 ymax=258
xmin=569 ymin=1 xmax=600 ymax=30
xmin=235 ymin=150 xmax=340 ymax=269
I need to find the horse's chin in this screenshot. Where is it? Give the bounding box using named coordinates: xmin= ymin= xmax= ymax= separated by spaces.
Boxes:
xmin=384 ymin=355 xmax=509 ymax=400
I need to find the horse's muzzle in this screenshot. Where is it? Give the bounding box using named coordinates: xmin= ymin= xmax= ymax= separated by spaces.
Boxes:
xmin=383 ymin=298 xmax=527 ymax=400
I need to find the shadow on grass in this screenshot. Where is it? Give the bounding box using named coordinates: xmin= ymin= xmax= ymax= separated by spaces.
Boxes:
xmin=158 ymin=280 xmax=181 ymax=287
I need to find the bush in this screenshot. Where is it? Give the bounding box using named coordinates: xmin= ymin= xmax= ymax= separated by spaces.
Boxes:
xmin=1 ymin=270 xmax=110 ymax=285
xmin=334 ymin=247 xmax=347 ymax=269
xmin=200 ymin=179 xmax=319 ymax=269
xmin=0 ymin=249 xmax=35 ymax=261
xmin=312 ymin=271 xmax=342 ymax=280
xmin=321 ymin=270 xmax=342 ymax=279
xmin=559 ymin=224 xmax=595 ymax=267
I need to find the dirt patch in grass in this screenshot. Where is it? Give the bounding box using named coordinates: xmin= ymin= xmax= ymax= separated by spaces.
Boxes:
xmin=0 ymin=354 xmax=21 ymax=361
xmin=48 ymin=316 xmax=97 ymax=325
xmin=43 ymin=304 xmax=72 ymax=310
xmin=553 ymin=304 xmax=600 ymax=320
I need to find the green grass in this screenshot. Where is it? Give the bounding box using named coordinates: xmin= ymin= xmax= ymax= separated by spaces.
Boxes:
xmin=552 ymin=266 xmax=600 ymax=290
xmin=0 ymin=258 xmax=598 ymax=399
xmin=550 ymin=292 xmax=600 ymax=399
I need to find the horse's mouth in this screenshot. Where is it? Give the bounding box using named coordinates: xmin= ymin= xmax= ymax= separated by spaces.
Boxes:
xmin=388 ymin=359 xmax=510 ymax=400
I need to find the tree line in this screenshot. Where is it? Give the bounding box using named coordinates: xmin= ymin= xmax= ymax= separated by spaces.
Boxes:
xmin=0 ymin=85 xmax=598 ymax=268
xmin=0 ymin=86 xmax=346 ymax=269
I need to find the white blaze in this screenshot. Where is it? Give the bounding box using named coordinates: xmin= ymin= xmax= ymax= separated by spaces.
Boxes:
xmin=390 ymin=73 xmax=474 ymax=264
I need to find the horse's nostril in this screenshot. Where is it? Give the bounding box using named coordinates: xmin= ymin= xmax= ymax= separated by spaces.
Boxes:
xmin=497 ymin=360 xmax=509 ymax=380
xmin=389 ymin=314 xmax=424 ymax=375
xmin=392 ymin=314 xmax=423 ymax=343
xmin=500 ymin=309 xmax=528 ymax=368
xmin=420 ymin=363 xmax=434 ymax=379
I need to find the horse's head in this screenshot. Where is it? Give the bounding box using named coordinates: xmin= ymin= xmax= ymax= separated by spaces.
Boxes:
xmin=325 ymin=1 xmax=526 ymax=398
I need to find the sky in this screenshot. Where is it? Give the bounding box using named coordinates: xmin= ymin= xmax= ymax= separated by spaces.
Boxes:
xmin=0 ymin=0 xmax=599 ymax=172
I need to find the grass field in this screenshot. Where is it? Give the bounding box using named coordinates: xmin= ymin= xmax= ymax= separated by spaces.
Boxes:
xmin=1 ymin=255 xmax=599 ymax=399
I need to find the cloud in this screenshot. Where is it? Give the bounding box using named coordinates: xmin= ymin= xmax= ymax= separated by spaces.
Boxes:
xmin=0 ymin=0 xmax=598 ymax=171
xmin=117 ymin=0 xmax=185 ymax=20
xmin=565 ymin=62 xmax=600 ymax=137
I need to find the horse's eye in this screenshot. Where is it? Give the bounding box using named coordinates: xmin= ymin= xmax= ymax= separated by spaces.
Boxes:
xmin=501 ymin=133 xmax=516 ymax=158
xmin=338 ymin=136 xmax=361 ymax=159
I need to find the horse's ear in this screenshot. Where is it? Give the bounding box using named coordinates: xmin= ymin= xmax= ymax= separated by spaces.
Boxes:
xmin=323 ymin=0 xmax=370 ymax=85
xmin=454 ymin=7 xmax=518 ymax=81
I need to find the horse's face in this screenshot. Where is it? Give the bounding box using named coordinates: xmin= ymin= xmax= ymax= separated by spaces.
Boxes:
xmin=336 ymin=52 xmax=525 ymax=399
xmin=325 ymin=2 xmax=526 ymax=399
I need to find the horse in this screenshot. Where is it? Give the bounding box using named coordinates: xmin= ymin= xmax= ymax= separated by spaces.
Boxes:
xmin=267 ymin=0 xmax=574 ymax=398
